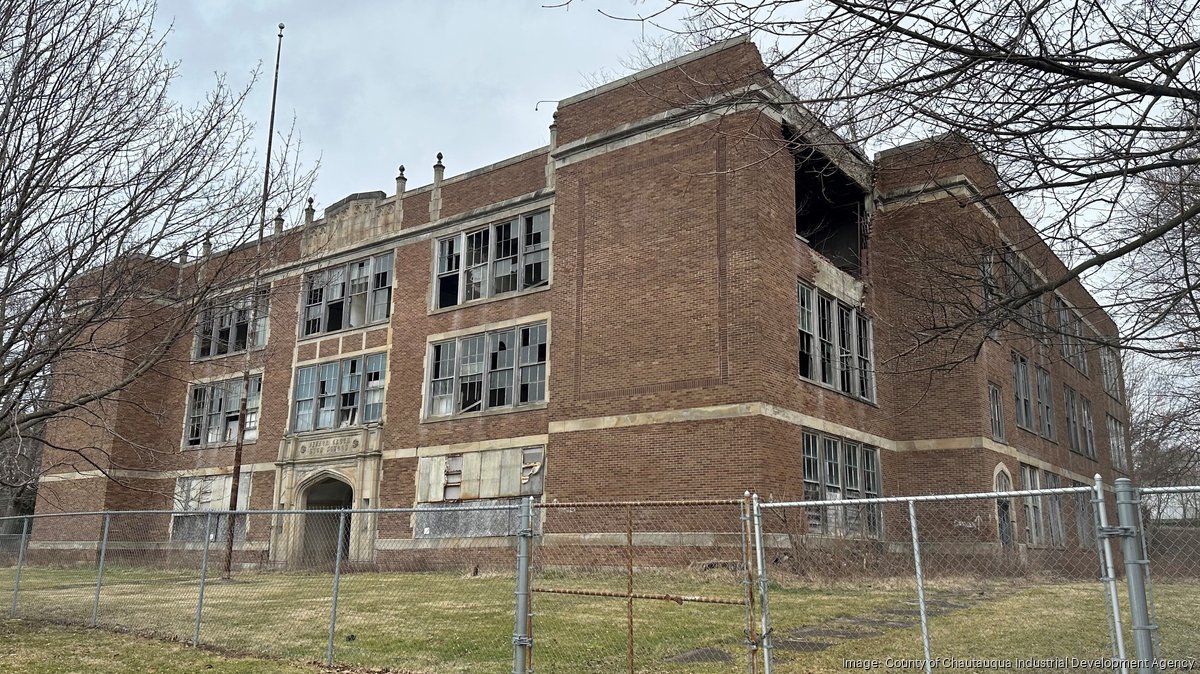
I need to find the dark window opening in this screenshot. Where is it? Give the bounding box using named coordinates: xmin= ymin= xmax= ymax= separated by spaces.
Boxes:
xmin=784 ymin=124 xmax=867 ymax=276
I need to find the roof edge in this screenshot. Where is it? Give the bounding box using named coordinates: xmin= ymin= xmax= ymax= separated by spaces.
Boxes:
xmin=558 ymin=35 xmax=753 ymax=108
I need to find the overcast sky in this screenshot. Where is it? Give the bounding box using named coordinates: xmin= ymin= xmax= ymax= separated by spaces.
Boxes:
xmin=155 ymin=1 xmax=676 ymax=217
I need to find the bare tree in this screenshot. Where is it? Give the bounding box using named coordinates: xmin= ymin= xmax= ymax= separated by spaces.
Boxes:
xmin=0 ymin=0 xmax=313 ymax=491
xmin=580 ymin=0 xmax=1200 ymax=358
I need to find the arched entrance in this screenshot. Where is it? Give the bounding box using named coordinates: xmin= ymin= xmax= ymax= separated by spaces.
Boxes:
xmin=301 ymin=477 xmax=353 ymax=567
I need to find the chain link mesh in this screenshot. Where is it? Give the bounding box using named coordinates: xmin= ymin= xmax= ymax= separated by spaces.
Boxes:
xmin=530 ymin=500 xmax=756 ymax=674
xmin=1 ymin=486 xmax=1197 ymax=673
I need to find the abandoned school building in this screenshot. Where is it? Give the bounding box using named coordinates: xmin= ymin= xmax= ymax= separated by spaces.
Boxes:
xmin=33 ymin=37 xmax=1130 ymax=565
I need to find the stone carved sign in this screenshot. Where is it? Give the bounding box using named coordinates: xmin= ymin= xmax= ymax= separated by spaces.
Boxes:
xmin=297 ymin=436 xmax=360 ymax=458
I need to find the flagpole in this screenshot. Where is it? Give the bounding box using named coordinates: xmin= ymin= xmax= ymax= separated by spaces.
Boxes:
xmin=224 ymin=22 xmax=284 ymax=580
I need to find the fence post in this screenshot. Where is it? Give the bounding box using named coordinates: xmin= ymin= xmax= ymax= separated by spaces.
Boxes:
xmin=906 ymin=500 xmax=932 ymax=674
xmin=193 ymin=511 xmax=214 ymax=646
xmin=10 ymin=515 xmax=29 ymax=617
xmin=751 ymin=493 xmax=773 ymax=674
xmin=1115 ymin=478 xmax=1155 ymax=673
xmin=1095 ymin=474 xmax=1129 ymax=673
xmin=91 ymin=512 xmax=111 ymax=628
xmin=326 ymin=510 xmax=348 ymax=666
xmin=512 ymin=496 xmax=533 ymax=674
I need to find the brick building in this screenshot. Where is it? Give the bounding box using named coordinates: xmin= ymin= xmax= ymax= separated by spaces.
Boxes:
xmin=34 ymin=37 xmax=1129 ymax=562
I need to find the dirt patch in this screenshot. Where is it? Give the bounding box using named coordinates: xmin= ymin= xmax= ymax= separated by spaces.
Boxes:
xmin=666 ymin=647 xmax=735 ymax=663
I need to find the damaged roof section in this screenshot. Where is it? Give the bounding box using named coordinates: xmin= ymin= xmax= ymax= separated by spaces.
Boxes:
xmin=784 ymin=122 xmax=870 ymax=277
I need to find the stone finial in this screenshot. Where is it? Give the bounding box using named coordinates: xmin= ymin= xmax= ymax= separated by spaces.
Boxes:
xmin=546 ymin=113 xmax=558 ymax=190
xmin=395 ymin=165 xmax=407 ymax=226
xmin=201 ymin=235 xmax=212 ymax=258
xmin=178 ymin=248 xmax=189 ymax=264
xmin=430 ymin=154 xmax=445 ymax=222
xmin=304 ymin=196 xmax=315 ymax=226
xmin=273 ymin=207 xmax=284 ymax=236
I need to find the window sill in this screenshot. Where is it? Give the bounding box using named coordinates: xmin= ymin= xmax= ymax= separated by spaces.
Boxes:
xmin=421 ymin=402 xmax=547 ymax=424
xmin=797 ymin=376 xmax=878 ymax=408
xmin=181 ymin=440 xmax=258 ymax=452
xmin=296 ymin=321 xmax=389 ymax=346
xmin=192 ymin=345 xmax=267 ymax=364
xmin=429 ymin=284 xmax=551 ymax=316
xmin=1068 ymin=448 xmax=1098 ymax=461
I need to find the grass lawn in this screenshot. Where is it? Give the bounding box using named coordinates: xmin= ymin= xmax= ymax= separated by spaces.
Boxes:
xmin=0 ymin=565 xmax=1196 ymax=673
xmin=0 ymin=620 xmax=318 ymax=674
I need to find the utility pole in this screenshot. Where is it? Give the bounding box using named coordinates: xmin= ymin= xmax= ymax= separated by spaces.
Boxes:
xmin=223 ymin=22 xmax=285 ymax=580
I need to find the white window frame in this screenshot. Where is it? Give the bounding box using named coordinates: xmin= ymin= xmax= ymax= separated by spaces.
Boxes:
xmin=1100 ymin=346 xmax=1122 ymax=401
xmin=194 ymin=288 xmax=270 ymax=360
xmin=799 ymin=282 xmax=875 ymax=402
xmin=170 ymin=474 xmax=250 ymax=541
xmin=1064 ymin=385 xmax=1082 ymax=454
xmin=291 ymin=353 xmax=387 ymax=433
xmin=1020 ymin=463 xmax=1044 ymax=545
xmin=434 ymin=210 xmax=551 ymax=310
xmin=1011 ymin=352 xmax=1033 ymax=431
xmin=301 ymin=251 xmax=394 ymax=338
xmin=802 ymin=431 xmax=881 ymax=539
xmin=1081 ymin=396 xmax=1097 ymax=458
xmin=1054 ymin=295 xmax=1090 ymax=375
xmin=425 ymin=322 xmax=548 ymax=419
xmin=184 ymin=375 xmax=262 ymax=448
xmin=988 ymin=383 xmax=1005 ymax=441
xmin=1035 ymin=366 xmax=1056 ymax=441
xmin=1043 ymin=471 xmax=1065 ymax=547
xmin=1107 ymin=415 xmax=1128 ymax=472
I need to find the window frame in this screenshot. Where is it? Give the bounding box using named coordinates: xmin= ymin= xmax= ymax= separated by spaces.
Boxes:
xmin=184 ymin=375 xmax=262 ymax=449
xmin=170 ymin=475 xmax=250 ymax=542
xmin=1020 ymin=463 xmax=1044 ymax=545
xmin=290 ymin=353 xmax=387 ymax=433
xmin=1011 ymin=351 xmax=1034 ymax=431
xmin=1054 ymin=295 xmax=1090 ymax=376
xmin=433 ymin=209 xmax=551 ymax=311
xmin=799 ymin=282 xmax=875 ymax=402
xmin=1107 ymin=415 xmax=1128 ymax=472
xmin=1064 ymin=385 xmax=1082 ymax=454
xmin=1035 ymin=366 xmax=1056 ymax=441
xmin=194 ymin=288 xmax=270 ymax=360
xmin=1100 ymin=346 xmax=1123 ymax=402
xmin=802 ymin=430 xmax=882 ymax=539
xmin=300 ymin=251 xmax=394 ymax=339
xmin=988 ymin=383 xmax=1005 ymax=442
xmin=425 ymin=322 xmax=548 ymax=420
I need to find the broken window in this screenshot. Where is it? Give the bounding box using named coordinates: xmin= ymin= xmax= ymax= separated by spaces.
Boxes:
xmin=443 ymin=455 xmax=463 ymax=501
xmin=798 ymin=284 xmax=815 ymax=379
xmin=185 ymin=375 xmax=262 ymax=447
xmin=291 ymin=352 xmax=388 ymax=433
xmin=1055 ymin=295 xmax=1090 ymax=374
xmin=1100 ymin=347 xmax=1122 ymax=401
xmin=785 ymin=125 xmax=867 ymax=276
xmin=427 ymin=321 xmax=548 ymax=418
xmin=1107 ymin=415 xmax=1127 ymax=471
xmin=435 ymin=209 xmax=551 ymax=309
xmin=1011 ymin=351 xmax=1033 ymax=430
xmin=301 ymin=251 xmax=393 ymax=337
xmin=988 ymin=383 xmax=1005 ymax=442
xmin=194 ymin=289 xmax=270 ymax=359
xmin=171 ymin=475 xmax=249 ymax=542
xmin=800 ymin=283 xmax=874 ymax=401
xmin=1036 ymin=366 xmax=1056 ymax=441
xmin=1001 ymin=247 xmax=1046 ymax=333
xmin=802 ymin=430 xmax=881 ymax=539
xmin=1020 ymin=464 xmax=1044 ymax=545
xmin=1064 ymin=385 xmax=1081 ymax=453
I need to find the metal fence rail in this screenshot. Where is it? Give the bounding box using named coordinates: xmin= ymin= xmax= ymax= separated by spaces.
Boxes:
xmin=2 ymin=480 xmax=1198 ymax=673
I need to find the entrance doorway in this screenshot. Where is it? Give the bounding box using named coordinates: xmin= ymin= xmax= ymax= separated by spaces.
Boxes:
xmin=301 ymin=477 xmax=353 ymax=567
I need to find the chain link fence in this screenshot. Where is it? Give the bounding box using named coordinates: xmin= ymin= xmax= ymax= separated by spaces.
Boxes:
xmin=529 ymin=498 xmax=757 ymax=674
xmin=1 ymin=481 xmax=1198 ymax=673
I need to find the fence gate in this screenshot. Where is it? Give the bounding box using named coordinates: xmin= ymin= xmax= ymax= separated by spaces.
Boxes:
xmin=527 ymin=498 xmax=762 ymax=674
